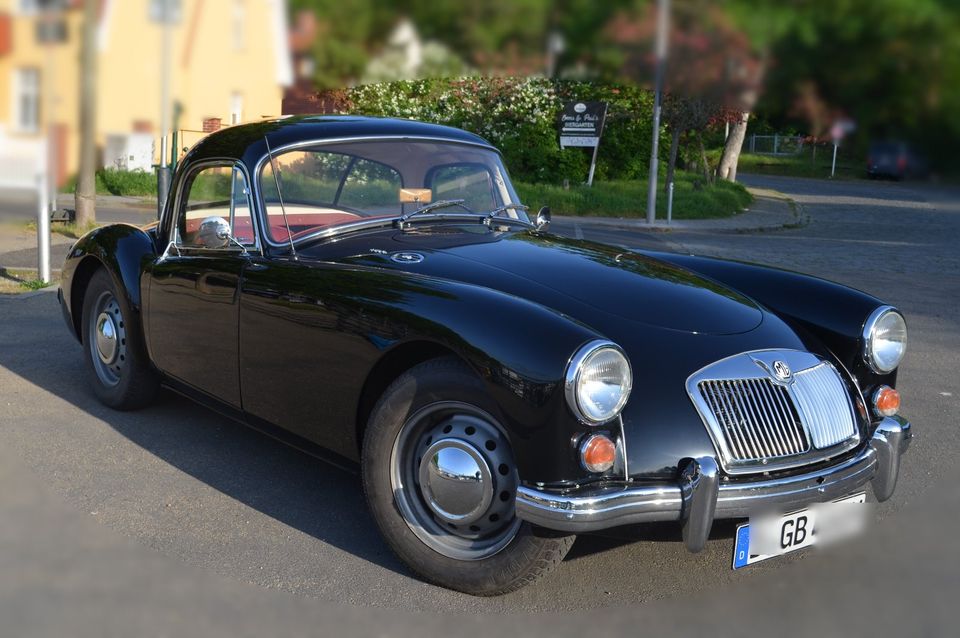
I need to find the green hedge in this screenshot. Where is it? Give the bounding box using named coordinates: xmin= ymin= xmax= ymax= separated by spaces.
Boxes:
xmin=339 ymin=77 xmax=665 ymax=185
xmin=64 ymin=169 xmax=158 ymax=196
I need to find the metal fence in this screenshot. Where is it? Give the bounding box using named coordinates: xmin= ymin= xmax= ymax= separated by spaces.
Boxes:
xmin=748 ymin=135 xmax=805 ymax=156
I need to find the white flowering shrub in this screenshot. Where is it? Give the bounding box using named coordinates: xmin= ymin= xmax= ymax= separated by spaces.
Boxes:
xmin=332 ymin=77 xmax=664 ymax=184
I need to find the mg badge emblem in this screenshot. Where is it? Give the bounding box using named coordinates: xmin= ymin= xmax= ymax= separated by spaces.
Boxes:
xmin=772 ymin=360 xmax=792 ymax=382
xmin=390 ymin=252 xmax=425 ymax=264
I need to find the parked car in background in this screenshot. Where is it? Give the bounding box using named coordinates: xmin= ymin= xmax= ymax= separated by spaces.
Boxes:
xmin=58 ymin=116 xmax=912 ymax=595
xmin=867 ymin=140 xmax=928 ymax=179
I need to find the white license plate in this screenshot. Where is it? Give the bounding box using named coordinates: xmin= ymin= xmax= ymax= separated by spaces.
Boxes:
xmin=732 ymin=492 xmax=867 ymax=569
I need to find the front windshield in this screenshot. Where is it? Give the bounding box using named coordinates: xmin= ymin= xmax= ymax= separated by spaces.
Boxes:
xmin=259 ymin=139 xmax=524 ymax=243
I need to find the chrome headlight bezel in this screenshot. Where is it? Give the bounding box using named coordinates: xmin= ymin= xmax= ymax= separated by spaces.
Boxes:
xmin=862 ymin=306 xmax=907 ymax=374
xmin=564 ymin=340 xmax=633 ymax=425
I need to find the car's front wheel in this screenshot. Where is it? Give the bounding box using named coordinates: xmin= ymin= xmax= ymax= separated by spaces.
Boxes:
xmin=362 ymin=357 xmax=575 ymax=595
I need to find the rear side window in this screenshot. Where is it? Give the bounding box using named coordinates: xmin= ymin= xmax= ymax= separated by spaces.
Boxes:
xmin=174 ymin=164 xmax=254 ymax=248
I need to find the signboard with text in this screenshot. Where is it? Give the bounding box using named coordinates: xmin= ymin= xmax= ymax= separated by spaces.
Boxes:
xmin=559 ymin=101 xmax=607 ymax=148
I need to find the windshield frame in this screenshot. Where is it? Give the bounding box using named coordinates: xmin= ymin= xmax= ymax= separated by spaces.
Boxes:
xmin=252 ymin=135 xmax=522 ymax=248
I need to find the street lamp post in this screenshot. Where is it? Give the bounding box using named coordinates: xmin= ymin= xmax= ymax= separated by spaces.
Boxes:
xmin=645 ymin=0 xmax=670 ymax=225
xmin=155 ymin=0 xmax=178 ymax=217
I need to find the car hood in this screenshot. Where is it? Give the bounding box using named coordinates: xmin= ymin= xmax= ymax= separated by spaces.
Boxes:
xmin=306 ymin=226 xmax=763 ymax=336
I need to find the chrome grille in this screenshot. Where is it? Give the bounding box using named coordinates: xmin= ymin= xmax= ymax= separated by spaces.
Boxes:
xmin=699 ymin=379 xmax=809 ymax=461
xmin=687 ymin=350 xmax=860 ymax=475
xmin=792 ymin=363 xmax=858 ymax=449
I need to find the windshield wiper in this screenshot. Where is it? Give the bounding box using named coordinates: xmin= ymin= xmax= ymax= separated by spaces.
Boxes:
xmin=484 ymin=203 xmax=529 ymax=221
xmin=397 ymin=199 xmax=470 ymax=224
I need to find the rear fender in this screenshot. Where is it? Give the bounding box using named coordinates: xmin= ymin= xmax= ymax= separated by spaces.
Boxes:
xmin=60 ymin=224 xmax=158 ymax=342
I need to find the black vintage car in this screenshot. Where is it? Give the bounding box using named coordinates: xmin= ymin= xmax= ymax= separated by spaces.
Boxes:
xmin=59 ymin=116 xmax=911 ymax=595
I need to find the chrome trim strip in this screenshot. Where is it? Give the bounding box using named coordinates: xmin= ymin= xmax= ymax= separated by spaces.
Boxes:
xmin=250 ymin=135 xmax=503 ymax=250
xmin=517 ymin=416 xmax=910 ymax=536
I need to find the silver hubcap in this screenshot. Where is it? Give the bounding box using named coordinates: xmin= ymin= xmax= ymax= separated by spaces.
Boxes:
xmin=418 ymin=440 xmax=494 ymax=525
xmin=390 ymin=402 xmax=521 ymax=561
xmin=95 ymin=312 xmax=118 ymax=364
xmin=88 ymin=292 xmax=127 ymax=387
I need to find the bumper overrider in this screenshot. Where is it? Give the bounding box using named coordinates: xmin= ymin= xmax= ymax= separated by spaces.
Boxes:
xmin=516 ymin=416 xmax=912 ymax=552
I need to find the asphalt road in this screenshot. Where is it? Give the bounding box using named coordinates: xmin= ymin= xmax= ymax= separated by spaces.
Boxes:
xmin=1 ymin=175 xmax=958 ymax=636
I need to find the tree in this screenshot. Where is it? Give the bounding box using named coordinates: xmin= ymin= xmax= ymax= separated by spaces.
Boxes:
xmin=604 ymin=1 xmax=757 ymax=183
xmin=75 ymin=0 xmax=97 ymax=226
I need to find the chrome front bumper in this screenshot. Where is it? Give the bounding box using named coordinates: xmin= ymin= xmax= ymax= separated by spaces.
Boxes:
xmin=516 ymin=416 xmax=912 ymax=553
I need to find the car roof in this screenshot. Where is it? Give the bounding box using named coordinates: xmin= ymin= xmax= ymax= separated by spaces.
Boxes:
xmin=180 ymin=115 xmax=495 ymax=169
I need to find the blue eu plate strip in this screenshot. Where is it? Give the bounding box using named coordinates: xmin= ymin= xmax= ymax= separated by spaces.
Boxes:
xmin=733 ymin=524 xmax=751 ymax=569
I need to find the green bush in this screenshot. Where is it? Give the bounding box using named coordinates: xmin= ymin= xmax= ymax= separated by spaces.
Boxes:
xmin=97 ymin=169 xmax=157 ymax=196
xmin=64 ymin=169 xmax=158 ymax=196
xmin=340 ymin=77 xmax=666 ymax=185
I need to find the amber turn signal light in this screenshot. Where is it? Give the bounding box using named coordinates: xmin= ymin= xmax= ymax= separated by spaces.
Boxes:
xmin=873 ymin=385 xmax=901 ymax=417
xmin=581 ymin=434 xmax=616 ymax=473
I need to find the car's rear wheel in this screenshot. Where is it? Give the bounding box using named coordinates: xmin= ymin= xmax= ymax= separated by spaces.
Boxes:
xmin=362 ymin=357 xmax=575 ymax=596
xmin=80 ymin=269 xmax=159 ymax=410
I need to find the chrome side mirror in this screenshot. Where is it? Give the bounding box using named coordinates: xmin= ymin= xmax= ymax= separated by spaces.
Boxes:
xmin=196 ymin=216 xmax=232 ymax=249
xmin=535 ymin=206 xmax=551 ymax=231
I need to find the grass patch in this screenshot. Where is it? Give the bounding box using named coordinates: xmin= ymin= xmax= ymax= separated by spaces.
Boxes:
xmin=63 ymin=169 xmax=158 ymax=196
xmin=708 ymin=148 xmax=862 ymax=180
xmin=0 ymin=267 xmax=57 ymax=294
xmin=515 ymin=171 xmax=752 ymax=220
xmin=25 ymin=220 xmax=99 ymax=239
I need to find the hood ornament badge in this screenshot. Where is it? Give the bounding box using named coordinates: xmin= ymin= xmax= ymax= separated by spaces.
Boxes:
xmin=771 ymin=360 xmax=792 ymax=382
xmin=390 ymin=252 xmax=425 ymax=264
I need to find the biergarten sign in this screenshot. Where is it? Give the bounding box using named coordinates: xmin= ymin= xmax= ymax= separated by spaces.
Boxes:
xmin=559 ymin=101 xmax=608 ymax=185
xmin=559 ymin=101 xmax=607 ymax=148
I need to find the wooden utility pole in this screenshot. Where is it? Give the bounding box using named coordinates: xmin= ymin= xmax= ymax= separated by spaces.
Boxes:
xmin=75 ymin=0 xmax=97 ymax=226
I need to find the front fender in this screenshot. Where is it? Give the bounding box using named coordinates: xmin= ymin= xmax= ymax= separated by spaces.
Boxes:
xmin=60 ymin=224 xmax=158 ymax=341
xmin=645 ymin=251 xmax=897 ymax=391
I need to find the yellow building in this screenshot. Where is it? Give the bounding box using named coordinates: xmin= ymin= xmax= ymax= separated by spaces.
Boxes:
xmin=0 ymin=0 xmax=292 ymax=187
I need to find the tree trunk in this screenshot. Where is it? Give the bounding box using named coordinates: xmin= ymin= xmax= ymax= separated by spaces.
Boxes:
xmin=716 ymin=111 xmax=750 ymax=182
xmin=664 ymin=127 xmax=682 ymax=193
xmin=697 ymin=133 xmax=713 ymax=185
xmin=75 ymin=0 xmax=98 ymax=227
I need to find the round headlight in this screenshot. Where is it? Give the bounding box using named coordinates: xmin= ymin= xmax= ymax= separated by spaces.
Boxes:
xmin=863 ymin=306 xmax=907 ymax=373
xmin=565 ymin=341 xmax=633 ymax=424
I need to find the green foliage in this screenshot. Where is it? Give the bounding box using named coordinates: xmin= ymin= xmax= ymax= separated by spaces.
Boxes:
xmin=341 ymin=77 xmax=666 ymax=184
xmin=515 ymin=171 xmax=752 ymax=220
xmin=65 ymin=169 xmax=158 ymax=196
xmin=97 ymin=169 xmax=158 ymax=196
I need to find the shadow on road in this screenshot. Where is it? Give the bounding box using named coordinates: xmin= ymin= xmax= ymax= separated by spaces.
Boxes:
xmin=0 ymin=290 xmax=731 ymax=585
xmin=0 ymin=291 xmax=415 ymax=579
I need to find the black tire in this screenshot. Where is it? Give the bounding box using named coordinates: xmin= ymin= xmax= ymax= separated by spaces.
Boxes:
xmin=80 ymin=268 xmax=159 ymax=410
xmin=362 ymin=357 xmax=575 ymax=596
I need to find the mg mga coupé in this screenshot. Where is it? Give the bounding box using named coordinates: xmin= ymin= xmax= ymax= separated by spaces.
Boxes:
xmin=59 ymin=116 xmax=912 ymax=595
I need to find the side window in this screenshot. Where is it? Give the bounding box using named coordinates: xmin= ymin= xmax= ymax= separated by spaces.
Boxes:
xmin=175 ymin=165 xmax=253 ymax=248
xmin=428 ymin=164 xmax=498 ymax=212
xmin=338 ymin=159 xmax=403 ymax=215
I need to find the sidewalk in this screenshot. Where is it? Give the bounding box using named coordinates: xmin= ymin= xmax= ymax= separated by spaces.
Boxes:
xmin=554 ymin=187 xmax=805 ymax=233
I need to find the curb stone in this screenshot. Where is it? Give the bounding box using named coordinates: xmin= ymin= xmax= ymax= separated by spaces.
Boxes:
xmin=553 ymin=187 xmax=805 ymax=234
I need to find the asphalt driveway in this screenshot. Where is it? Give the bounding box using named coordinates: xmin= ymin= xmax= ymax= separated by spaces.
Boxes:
xmin=1 ymin=174 xmax=957 ymax=636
